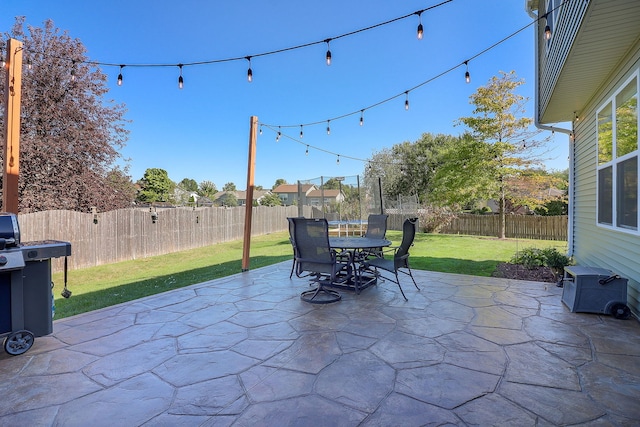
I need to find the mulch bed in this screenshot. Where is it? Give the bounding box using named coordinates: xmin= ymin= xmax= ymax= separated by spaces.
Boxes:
xmin=492 ymin=262 xmax=559 ymax=283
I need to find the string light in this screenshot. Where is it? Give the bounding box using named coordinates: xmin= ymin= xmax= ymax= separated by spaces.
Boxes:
xmin=416 ymin=11 xmax=424 ymax=40
xmin=300 ymin=125 xmax=304 ymax=138
xmin=0 ymin=47 xmax=5 ymax=69
xmin=574 ymin=112 xmax=579 ymax=122
xmin=178 ymin=64 xmax=184 ymax=89
xmin=544 ymin=13 xmax=552 ymax=40
xmin=464 ymin=61 xmax=470 ymax=83
xmin=117 ymin=65 xmax=124 ymax=86
xmin=325 ymin=39 xmax=332 ymax=66
xmin=276 ymin=126 xmax=281 ymax=142
xmin=246 ymin=56 xmax=253 ymax=82
xmin=404 ymin=91 xmax=409 ymax=110
xmin=336 ymin=155 xmax=340 ymax=165
xmin=360 ymin=110 xmax=364 ymax=126
xmin=326 ymin=120 xmax=331 ymax=135
xmin=305 ymin=145 xmax=309 ymax=156
xmin=259 ymin=124 xmax=263 ymax=135
xmin=70 ymin=60 xmax=76 ymax=81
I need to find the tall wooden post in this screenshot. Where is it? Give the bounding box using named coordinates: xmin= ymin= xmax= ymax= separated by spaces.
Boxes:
xmin=241 ymin=116 xmax=258 ymax=271
xmin=2 ymin=38 xmax=23 ymax=214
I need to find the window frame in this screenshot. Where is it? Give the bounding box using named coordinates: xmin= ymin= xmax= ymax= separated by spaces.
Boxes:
xmin=596 ymin=71 xmax=639 ymax=234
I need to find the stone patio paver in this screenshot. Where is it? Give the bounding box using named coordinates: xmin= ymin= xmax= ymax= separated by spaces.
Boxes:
xmin=1 ymin=262 xmax=639 ymax=426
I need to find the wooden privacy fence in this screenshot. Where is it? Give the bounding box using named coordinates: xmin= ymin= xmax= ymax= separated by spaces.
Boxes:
xmin=18 ymin=205 xmax=309 ymax=272
xmin=437 ymin=214 xmax=568 ymax=241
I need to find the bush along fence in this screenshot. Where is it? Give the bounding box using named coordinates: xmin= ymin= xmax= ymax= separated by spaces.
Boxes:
xmin=436 ymin=214 xmax=568 ymax=241
xmin=18 ymin=205 xmax=309 ymax=272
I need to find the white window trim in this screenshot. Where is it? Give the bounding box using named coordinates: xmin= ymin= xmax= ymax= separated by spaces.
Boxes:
xmin=596 ymin=71 xmax=639 ymax=235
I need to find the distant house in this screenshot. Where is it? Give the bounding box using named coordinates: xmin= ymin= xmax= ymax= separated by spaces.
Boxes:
xmin=272 ymin=184 xmax=316 ymax=206
xmin=527 ymin=0 xmax=640 ymax=317
xmin=213 ymin=190 xmax=270 ymax=206
xmin=306 ymin=188 xmax=345 ymax=207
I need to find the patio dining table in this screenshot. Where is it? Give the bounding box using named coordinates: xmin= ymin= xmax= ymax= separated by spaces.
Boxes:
xmin=329 ymin=236 xmax=392 ymax=294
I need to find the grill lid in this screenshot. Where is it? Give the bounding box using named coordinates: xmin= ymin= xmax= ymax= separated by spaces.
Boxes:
xmin=0 ymin=213 xmax=20 ymax=248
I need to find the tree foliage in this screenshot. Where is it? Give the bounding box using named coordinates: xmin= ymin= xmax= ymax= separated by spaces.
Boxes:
xmin=434 ymin=71 xmax=551 ymax=237
xmin=136 ymin=168 xmax=174 ymax=203
xmin=0 ymin=18 xmax=132 ymax=212
xmin=222 ymin=182 xmax=236 ymax=191
xmin=273 ymin=178 xmax=287 ymax=189
xmin=198 ymin=180 xmax=217 ymax=198
xmin=259 ymin=192 xmax=282 ymax=206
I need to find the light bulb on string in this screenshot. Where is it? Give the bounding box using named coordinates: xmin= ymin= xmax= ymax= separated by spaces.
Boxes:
xmin=178 ymin=64 xmax=184 ymax=89
xmin=326 ymin=120 xmax=331 ymax=135
xmin=336 ymin=155 xmax=340 ymax=165
xmin=360 ymin=110 xmax=364 ymax=126
xmin=70 ymin=60 xmax=76 ymax=81
xmin=276 ymin=126 xmax=281 ymax=142
xmin=404 ymin=91 xmax=410 ymax=111
xmin=246 ymin=56 xmax=253 ymax=82
xmin=544 ymin=14 xmax=552 ymax=40
xmin=464 ymin=61 xmax=470 ymax=83
xmin=117 ymin=65 xmax=124 ymax=86
xmin=305 ymin=145 xmax=309 ymax=156
xmin=0 ymin=47 xmax=5 ymax=69
xmin=416 ymin=11 xmax=424 ymax=40
xmin=259 ymin=125 xmax=263 ymax=135
xmin=325 ymin=39 xmax=332 ymax=66
xmin=300 ymin=125 xmax=304 ymax=138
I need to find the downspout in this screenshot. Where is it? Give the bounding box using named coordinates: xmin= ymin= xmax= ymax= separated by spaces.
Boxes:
xmin=527 ymin=3 xmax=574 ymax=256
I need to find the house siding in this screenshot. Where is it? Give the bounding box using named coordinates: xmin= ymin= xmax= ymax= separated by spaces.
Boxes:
xmin=537 ymin=0 xmax=589 ymax=120
xmin=572 ymin=45 xmax=640 ymax=317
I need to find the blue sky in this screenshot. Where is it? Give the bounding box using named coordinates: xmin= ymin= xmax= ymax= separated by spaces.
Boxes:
xmin=2 ymin=0 xmax=569 ymax=190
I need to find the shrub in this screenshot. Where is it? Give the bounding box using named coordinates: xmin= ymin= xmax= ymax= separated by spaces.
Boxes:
xmin=510 ymin=247 xmax=546 ymax=269
xmin=510 ymin=247 xmax=572 ymax=271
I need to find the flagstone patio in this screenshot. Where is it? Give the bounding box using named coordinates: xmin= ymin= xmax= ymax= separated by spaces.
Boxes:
xmin=1 ymin=262 xmax=639 ymax=426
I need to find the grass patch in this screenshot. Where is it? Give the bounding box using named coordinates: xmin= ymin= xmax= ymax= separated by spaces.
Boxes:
xmin=52 ymin=231 xmax=566 ymax=319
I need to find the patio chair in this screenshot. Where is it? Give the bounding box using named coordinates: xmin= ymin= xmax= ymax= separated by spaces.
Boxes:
xmin=361 ymin=214 xmax=388 ymax=259
xmin=290 ymin=217 xmax=352 ymax=304
xmin=287 ymin=217 xmax=300 ymax=278
xmin=362 ymin=218 xmax=420 ymax=300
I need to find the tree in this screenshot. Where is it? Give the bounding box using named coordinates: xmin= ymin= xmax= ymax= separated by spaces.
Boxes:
xmin=222 ymin=182 xmax=237 ymax=191
xmin=179 ymin=178 xmax=198 ymax=192
xmin=0 ymin=18 xmax=131 ymax=212
xmin=259 ymin=192 xmax=282 ymax=206
xmin=219 ymin=192 xmax=237 ymax=207
xmin=435 ymin=71 xmax=550 ymax=238
xmin=364 ymin=133 xmax=459 ymax=203
xmin=273 ymin=178 xmax=287 ymax=189
xmin=137 ymin=168 xmax=174 ymax=203
xmin=198 ymin=180 xmax=217 ymax=198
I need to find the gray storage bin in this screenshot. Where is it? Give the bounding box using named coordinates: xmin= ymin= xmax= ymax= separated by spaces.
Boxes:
xmin=561 ymin=266 xmax=629 ymax=318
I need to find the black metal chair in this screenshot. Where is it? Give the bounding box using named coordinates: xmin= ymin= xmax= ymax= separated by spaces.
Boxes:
xmin=362 ymin=218 xmax=420 ymax=300
xmin=290 ymin=217 xmax=352 ymax=304
xmin=287 ymin=217 xmax=299 ymax=279
xmin=361 ymin=214 xmax=388 ymax=259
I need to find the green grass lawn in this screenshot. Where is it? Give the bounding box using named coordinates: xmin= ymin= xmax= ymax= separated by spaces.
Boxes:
xmin=52 ymin=231 xmax=566 ymax=319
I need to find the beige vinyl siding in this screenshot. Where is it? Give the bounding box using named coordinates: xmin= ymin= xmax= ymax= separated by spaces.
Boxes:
xmin=572 ymin=47 xmax=640 ymax=317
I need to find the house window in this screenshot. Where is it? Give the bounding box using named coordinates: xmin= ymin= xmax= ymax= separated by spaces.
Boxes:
xmin=597 ymin=74 xmax=638 ymax=231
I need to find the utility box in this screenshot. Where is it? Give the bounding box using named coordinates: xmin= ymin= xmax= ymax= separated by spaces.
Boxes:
xmin=561 ymin=266 xmax=629 ymax=318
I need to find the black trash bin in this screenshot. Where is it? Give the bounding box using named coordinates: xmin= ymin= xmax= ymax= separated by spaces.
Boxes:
xmin=0 ymin=213 xmax=71 ymax=355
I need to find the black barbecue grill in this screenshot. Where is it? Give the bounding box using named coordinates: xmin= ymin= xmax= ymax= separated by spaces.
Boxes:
xmin=0 ymin=213 xmax=71 ymax=355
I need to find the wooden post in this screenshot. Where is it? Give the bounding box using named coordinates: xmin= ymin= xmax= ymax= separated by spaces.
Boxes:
xmin=2 ymin=38 xmax=23 ymax=214
xmin=241 ymin=116 xmax=258 ymax=271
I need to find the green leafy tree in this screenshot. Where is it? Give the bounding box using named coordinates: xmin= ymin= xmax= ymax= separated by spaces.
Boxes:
xmin=364 ymin=133 xmax=459 ymax=203
xmin=219 ymin=192 xmax=237 ymax=207
xmin=273 ymin=178 xmax=287 ymax=189
xmin=434 ymin=71 xmax=550 ymax=238
xmin=137 ymin=168 xmax=175 ymax=203
xmin=259 ymin=192 xmax=282 ymax=206
xmin=0 ymin=18 xmax=131 ymax=212
xmin=179 ymin=178 xmax=198 ymax=192
xmin=198 ymin=180 xmax=217 ymax=198
xmin=222 ymin=182 xmax=237 ymax=191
